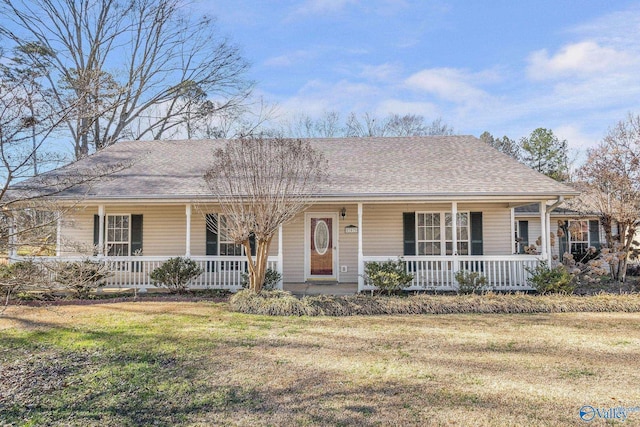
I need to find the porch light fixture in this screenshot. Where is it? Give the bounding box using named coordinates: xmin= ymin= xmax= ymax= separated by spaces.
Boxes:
xmin=340 ymin=207 xmax=346 ymax=219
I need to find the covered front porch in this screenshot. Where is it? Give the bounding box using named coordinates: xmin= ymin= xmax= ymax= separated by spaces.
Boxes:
xmin=13 ymin=199 xmax=557 ymax=293
xmin=17 ymin=253 xmax=541 ymax=293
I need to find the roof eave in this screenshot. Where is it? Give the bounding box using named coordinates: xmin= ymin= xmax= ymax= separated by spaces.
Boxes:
xmin=52 ymin=190 xmax=580 ymax=206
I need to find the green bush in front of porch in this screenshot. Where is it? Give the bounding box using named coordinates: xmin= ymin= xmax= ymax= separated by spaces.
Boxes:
xmin=150 ymin=257 xmax=204 ymax=294
xmin=362 ymin=258 xmax=414 ymax=295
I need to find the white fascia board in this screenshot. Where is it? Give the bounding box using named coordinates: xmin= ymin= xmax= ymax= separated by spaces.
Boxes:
xmin=61 ymin=194 xmax=575 ymax=207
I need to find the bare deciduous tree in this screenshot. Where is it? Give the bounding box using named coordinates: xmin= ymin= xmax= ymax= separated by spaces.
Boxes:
xmin=203 ymin=136 xmax=327 ymax=292
xmin=283 ymin=111 xmax=454 ymax=138
xmin=1 ymin=0 xmax=252 ymax=159
xmin=0 ymin=58 xmax=131 ymax=259
xmin=577 ymin=113 xmax=640 ymax=282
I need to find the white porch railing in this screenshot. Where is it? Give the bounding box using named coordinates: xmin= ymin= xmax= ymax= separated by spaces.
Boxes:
xmin=361 ymin=255 xmax=542 ymax=292
xmin=19 ymin=255 xmax=282 ymax=291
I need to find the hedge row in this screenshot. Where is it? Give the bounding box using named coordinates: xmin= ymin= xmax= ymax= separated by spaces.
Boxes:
xmin=229 ymin=290 xmax=640 ymax=316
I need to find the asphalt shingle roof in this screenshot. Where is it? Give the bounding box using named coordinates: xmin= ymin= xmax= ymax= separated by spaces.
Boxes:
xmin=36 ymin=136 xmax=578 ymax=201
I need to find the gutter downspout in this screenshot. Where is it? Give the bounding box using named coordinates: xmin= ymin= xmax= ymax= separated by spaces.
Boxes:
xmin=545 ymin=196 xmax=565 ymax=264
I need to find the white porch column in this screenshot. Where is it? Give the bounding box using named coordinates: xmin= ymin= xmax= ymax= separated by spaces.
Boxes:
xmin=185 ymin=204 xmax=192 ymax=257
xmin=357 ymin=202 xmax=364 ymax=292
xmin=510 ymin=208 xmax=516 ymax=254
xmin=98 ymin=204 xmax=105 ymax=257
xmin=277 ymin=224 xmax=283 ymax=289
xmin=451 ymin=202 xmax=459 ymax=288
xmin=539 ymin=201 xmax=547 ymax=258
xmin=451 ymin=202 xmax=458 ymax=255
xmin=56 ymin=212 xmax=62 ymax=257
xmin=546 ymin=210 xmax=552 ymax=264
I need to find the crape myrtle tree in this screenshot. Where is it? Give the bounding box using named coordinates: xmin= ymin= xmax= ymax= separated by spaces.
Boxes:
xmin=203 ymin=136 xmax=327 ymax=292
xmin=577 ymin=113 xmax=640 ymax=283
xmin=1 ymin=0 xmax=252 ymax=159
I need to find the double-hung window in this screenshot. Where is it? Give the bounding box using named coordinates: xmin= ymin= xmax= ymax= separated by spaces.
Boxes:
xmin=206 ymin=213 xmax=248 ymax=256
xmin=417 ymin=212 xmax=470 ymax=256
xmin=106 ymin=214 xmax=130 ymax=256
xmin=218 ymin=215 xmax=244 ymax=256
xmin=568 ymin=220 xmax=589 ymax=254
xmin=417 ymin=213 xmax=441 ymax=255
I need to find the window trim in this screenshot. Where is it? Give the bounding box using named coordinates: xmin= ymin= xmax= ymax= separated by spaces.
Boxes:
xmin=207 ymin=213 xmax=247 ymax=256
xmin=416 ymin=211 xmax=471 ymax=256
xmin=105 ymin=213 xmax=131 ymax=256
xmin=567 ymin=219 xmax=590 ymax=254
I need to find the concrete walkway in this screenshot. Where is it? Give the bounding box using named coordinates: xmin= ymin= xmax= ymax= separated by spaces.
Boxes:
xmin=283 ymin=282 xmax=358 ymax=296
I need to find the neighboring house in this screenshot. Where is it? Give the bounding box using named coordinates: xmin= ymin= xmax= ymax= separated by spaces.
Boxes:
xmin=13 ymin=136 xmax=578 ymax=292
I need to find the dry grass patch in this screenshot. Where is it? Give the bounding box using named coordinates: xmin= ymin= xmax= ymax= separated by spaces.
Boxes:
xmin=1 ymin=302 xmax=639 ymax=426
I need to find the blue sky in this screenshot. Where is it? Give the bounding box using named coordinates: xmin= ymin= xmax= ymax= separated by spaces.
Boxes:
xmin=198 ymin=0 xmax=640 ymax=156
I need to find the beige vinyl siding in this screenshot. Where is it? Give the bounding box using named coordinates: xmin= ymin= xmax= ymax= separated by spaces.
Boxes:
xmin=282 ymin=214 xmax=305 ymax=283
xmin=189 ymin=211 xmax=279 ymax=257
xmin=458 ymin=203 xmax=512 ymax=255
xmin=61 ymin=205 xmax=187 ymax=256
xmin=62 ymin=204 xmax=281 ymax=257
xmin=59 ymin=206 xmax=98 ymax=255
xmin=520 ymin=217 xmax=542 ymax=253
xmin=363 ymin=203 xmax=512 ymax=256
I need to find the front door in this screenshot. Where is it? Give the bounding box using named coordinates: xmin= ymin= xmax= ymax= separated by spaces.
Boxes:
xmin=306 ymin=214 xmax=337 ymax=279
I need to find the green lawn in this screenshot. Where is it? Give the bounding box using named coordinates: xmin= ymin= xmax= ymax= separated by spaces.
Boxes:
xmin=1 ymin=302 xmax=639 ymax=426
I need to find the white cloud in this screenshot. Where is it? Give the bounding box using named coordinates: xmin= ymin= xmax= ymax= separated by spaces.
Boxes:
xmin=553 ymin=124 xmax=599 ymax=161
xmin=289 ymin=0 xmax=358 ymax=18
xmin=375 ymin=99 xmax=440 ymax=118
xmin=359 ymin=62 xmax=403 ymax=82
xmin=404 ymin=68 xmax=489 ymax=104
xmin=264 ymin=50 xmax=316 ymax=68
xmin=527 ymin=41 xmax=634 ymax=80
xmin=276 ymin=79 xmax=381 ymax=117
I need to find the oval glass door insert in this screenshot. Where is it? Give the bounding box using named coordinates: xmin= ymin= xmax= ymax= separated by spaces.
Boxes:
xmin=314 ymin=220 xmax=330 ymax=255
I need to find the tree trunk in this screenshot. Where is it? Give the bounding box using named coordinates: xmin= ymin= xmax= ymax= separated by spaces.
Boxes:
xmin=244 ymin=237 xmax=273 ymax=292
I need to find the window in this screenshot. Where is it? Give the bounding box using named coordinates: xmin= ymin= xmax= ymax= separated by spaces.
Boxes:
xmin=417 ymin=213 xmax=441 ymax=255
xmin=106 ymin=214 xmax=130 ymax=256
xmin=206 ymin=214 xmax=248 ymax=256
xmin=416 ymin=212 xmax=470 ymax=256
xmin=568 ymin=220 xmax=589 ymax=254
xmin=514 ymin=220 xmax=529 ymax=254
xmin=219 ymin=215 xmax=244 ymax=256
xmin=446 ymin=212 xmax=469 ymax=255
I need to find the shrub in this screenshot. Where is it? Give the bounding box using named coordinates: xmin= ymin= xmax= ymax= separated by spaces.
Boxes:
xmin=526 ymin=261 xmax=575 ymax=294
xmin=363 ymin=258 xmax=414 ymax=295
xmin=241 ymin=268 xmax=282 ymax=290
xmin=230 ymin=289 xmax=313 ymax=316
xmin=455 ymin=270 xmax=489 ymax=294
xmin=229 ymin=292 xmax=640 ymax=316
xmin=53 ymin=260 xmax=111 ymax=298
xmin=0 ymin=261 xmax=47 ymax=308
xmin=149 ymin=257 xmax=203 ymax=293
